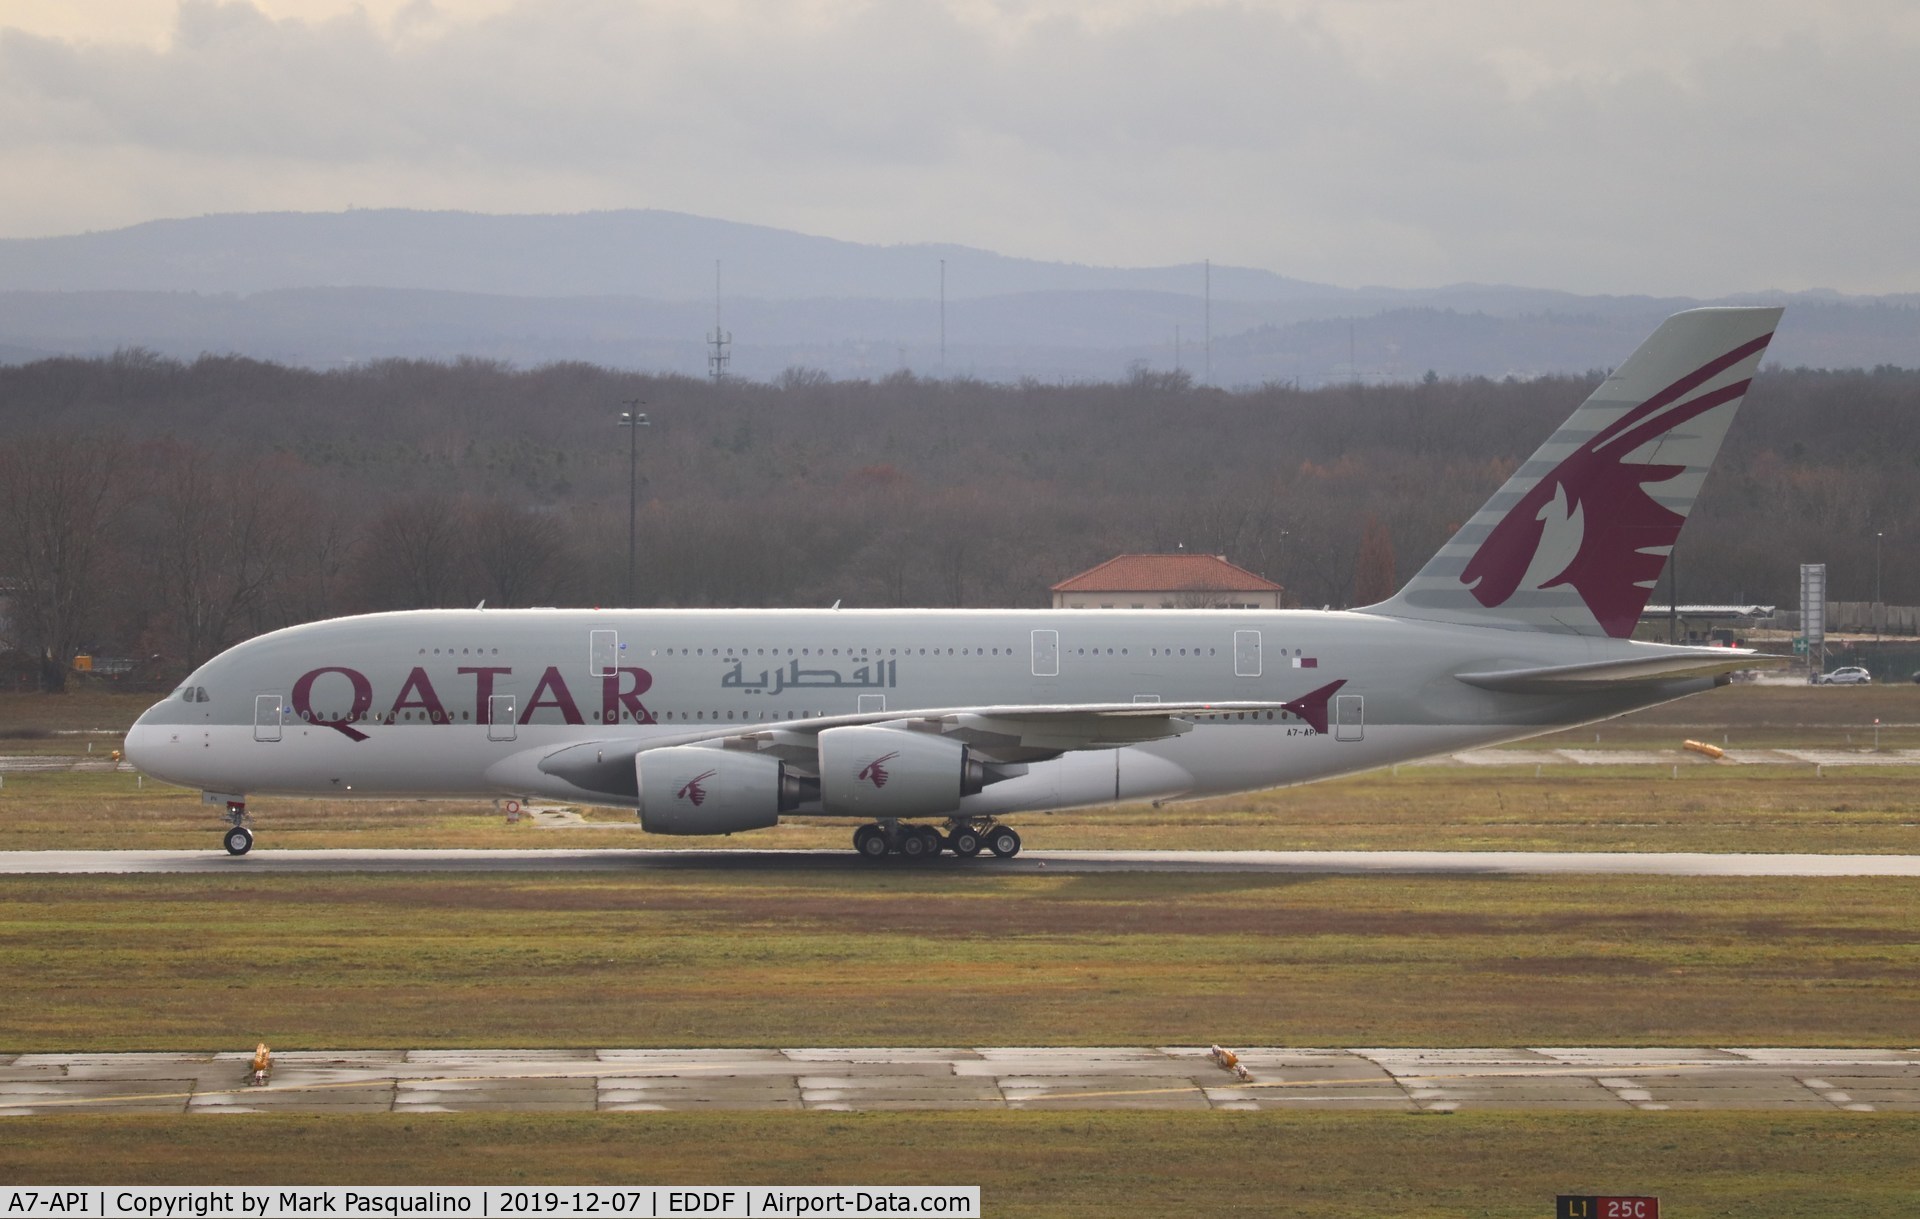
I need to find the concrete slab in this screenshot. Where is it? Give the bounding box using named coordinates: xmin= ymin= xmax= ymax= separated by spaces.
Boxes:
xmin=1727 ymin=1048 xmax=1920 ymax=1064
xmin=4 ymin=1047 xmax=1913 ymax=1115
xmin=599 ymin=1092 xmax=800 ymax=1107
xmin=785 ymin=1048 xmax=983 ymax=1062
xmin=405 ymin=1050 xmax=598 ymax=1062
xmin=1534 ymin=1047 xmax=1747 ymax=1064
xmin=1 ymin=1100 xmax=187 ymax=1114
xmin=598 ymin=1049 xmax=789 ymax=1061
xmin=600 ymin=1098 xmax=805 ymax=1111
xmin=1232 ymin=1096 xmax=1416 ymax=1110
xmin=832 ymin=1099 xmax=1012 ymax=1111
xmin=394 ymin=1099 xmax=593 ymax=1112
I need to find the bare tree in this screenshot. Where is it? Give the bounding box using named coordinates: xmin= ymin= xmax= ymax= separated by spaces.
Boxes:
xmin=465 ymin=500 xmax=574 ymax=607
xmin=1353 ymin=514 xmax=1398 ymax=606
xmin=0 ymin=434 xmax=127 ymax=691
xmin=139 ymin=445 xmax=299 ymax=668
xmin=355 ymin=494 xmax=468 ymax=609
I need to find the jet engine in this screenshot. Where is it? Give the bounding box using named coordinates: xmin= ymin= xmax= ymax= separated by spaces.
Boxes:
xmin=635 ymin=746 xmax=812 ymax=835
xmin=817 ymin=725 xmax=997 ymax=818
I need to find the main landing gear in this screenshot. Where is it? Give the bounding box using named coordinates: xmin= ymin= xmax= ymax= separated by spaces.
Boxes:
xmin=221 ymin=801 xmax=254 ymax=856
xmin=852 ymin=818 xmax=1021 ymax=861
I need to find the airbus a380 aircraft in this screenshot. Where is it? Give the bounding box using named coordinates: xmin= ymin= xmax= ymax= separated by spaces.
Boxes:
xmin=127 ymin=307 xmax=1787 ymax=859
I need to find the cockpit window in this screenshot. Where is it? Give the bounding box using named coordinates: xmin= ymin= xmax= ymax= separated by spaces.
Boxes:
xmin=180 ymin=686 xmax=211 ymax=703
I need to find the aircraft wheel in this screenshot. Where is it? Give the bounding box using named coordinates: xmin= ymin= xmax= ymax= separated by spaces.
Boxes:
xmin=949 ymin=827 xmax=983 ymax=858
xmin=855 ymin=825 xmax=890 ymax=859
xmin=223 ymin=826 xmax=254 ymax=856
xmin=898 ymin=829 xmax=931 ymax=860
xmin=986 ymin=826 xmax=1021 ymax=859
xmin=919 ymin=826 xmax=944 ymax=857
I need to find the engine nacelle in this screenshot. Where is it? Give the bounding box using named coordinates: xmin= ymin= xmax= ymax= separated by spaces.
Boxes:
xmin=635 ymin=746 xmax=807 ymax=835
xmin=817 ymin=725 xmax=990 ymax=818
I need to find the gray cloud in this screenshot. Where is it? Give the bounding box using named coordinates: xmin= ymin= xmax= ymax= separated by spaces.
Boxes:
xmin=1 ymin=0 xmax=1916 ymax=294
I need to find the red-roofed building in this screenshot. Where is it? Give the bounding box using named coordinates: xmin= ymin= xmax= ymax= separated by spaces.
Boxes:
xmin=1050 ymin=554 xmax=1284 ymax=609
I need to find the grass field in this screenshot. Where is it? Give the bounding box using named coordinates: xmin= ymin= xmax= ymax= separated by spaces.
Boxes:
xmin=1 ymin=871 xmax=1914 ymax=1049
xmin=10 ymin=759 xmax=1920 ymax=853
xmin=3 ymin=1112 xmax=1918 ymax=1217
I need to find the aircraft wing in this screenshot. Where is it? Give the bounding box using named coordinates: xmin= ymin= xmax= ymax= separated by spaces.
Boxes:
xmin=532 ymin=685 xmax=1348 ymax=799
xmin=537 ymin=700 xmax=1288 ymax=791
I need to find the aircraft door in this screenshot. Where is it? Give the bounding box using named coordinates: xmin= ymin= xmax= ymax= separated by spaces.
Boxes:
xmin=253 ymin=693 xmax=284 ymax=742
xmin=1335 ymin=694 xmax=1364 ymax=741
xmin=488 ymin=694 xmax=518 ymax=742
xmin=1031 ymin=629 xmax=1059 ymax=677
xmin=1234 ymin=630 xmax=1261 ymax=677
xmin=589 ymin=629 xmax=618 ymax=676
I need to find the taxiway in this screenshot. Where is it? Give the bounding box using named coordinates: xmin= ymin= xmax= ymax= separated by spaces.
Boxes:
xmin=3 ymin=1047 xmax=1915 ymax=1115
xmin=2 ymin=848 xmax=1918 ymax=876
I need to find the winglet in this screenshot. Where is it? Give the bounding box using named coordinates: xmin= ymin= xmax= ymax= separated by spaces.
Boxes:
xmin=1280 ymin=679 xmax=1347 ymax=735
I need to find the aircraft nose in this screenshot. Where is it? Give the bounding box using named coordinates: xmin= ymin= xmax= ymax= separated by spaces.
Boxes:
xmin=124 ymin=704 xmax=189 ymax=786
xmin=123 ymin=715 xmax=160 ymax=772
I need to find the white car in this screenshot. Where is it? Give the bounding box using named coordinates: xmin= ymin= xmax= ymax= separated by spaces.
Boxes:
xmin=1812 ymin=666 xmax=1872 ymax=685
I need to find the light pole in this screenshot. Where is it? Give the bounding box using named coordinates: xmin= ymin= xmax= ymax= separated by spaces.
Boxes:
xmin=619 ymin=402 xmax=649 ymax=606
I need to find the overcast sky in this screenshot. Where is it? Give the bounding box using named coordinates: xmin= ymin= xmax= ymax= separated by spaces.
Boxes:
xmin=2 ymin=0 xmax=1916 ymax=296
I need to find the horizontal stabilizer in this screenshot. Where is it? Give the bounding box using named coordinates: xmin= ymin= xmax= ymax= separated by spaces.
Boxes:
xmin=1455 ymin=650 xmax=1788 ymax=694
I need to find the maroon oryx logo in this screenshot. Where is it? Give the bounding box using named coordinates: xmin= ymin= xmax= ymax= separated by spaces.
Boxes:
xmin=677 ymin=769 xmax=719 ymax=806
xmin=857 ymin=752 xmax=901 ymax=788
xmin=1458 ymin=333 xmax=1771 ymax=638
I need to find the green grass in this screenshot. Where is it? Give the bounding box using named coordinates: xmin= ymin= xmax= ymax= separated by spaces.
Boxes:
xmin=9 ymin=762 xmax=1920 ymax=853
xmin=1531 ymin=680 xmax=1920 ymax=751
xmin=2 ymin=1112 xmax=1916 ymax=1217
xmin=0 ymin=688 xmax=153 ymax=753
xmin=2 ymin=872 xmax=1915 ymax=1050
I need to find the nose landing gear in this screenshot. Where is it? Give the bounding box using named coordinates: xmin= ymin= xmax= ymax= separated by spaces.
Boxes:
xmin=220 ymin=800 xmax=254 ymax=855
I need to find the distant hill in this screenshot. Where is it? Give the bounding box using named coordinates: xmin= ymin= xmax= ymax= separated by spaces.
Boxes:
xmin=0 ymin=210 xmax=1915 ymax=380
xmin=0 ymin=208 xmax=1333 ymax=301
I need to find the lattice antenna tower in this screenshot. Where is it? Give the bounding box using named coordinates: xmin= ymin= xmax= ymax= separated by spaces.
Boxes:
xmin=708 ymin=258 xmax=731 ymax=383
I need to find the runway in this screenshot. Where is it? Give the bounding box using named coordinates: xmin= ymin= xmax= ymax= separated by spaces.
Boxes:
xmin=4 ymin=1047 xmax=1915 ymax=1115
xmin=3 ymin=847 xmax=1919 ymax=876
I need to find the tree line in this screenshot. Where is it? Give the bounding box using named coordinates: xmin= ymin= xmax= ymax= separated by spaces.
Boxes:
xmin=2 ymin=349 xmax=1914 ymax=691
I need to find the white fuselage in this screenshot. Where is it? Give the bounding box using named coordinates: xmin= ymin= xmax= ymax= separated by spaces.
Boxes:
xmin=125 ymin=606 xmax=1720 ymax=820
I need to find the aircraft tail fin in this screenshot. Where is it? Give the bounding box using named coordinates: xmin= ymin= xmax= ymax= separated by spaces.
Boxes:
xmin=1363 ymin=306 xmax=1781 ymax=638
